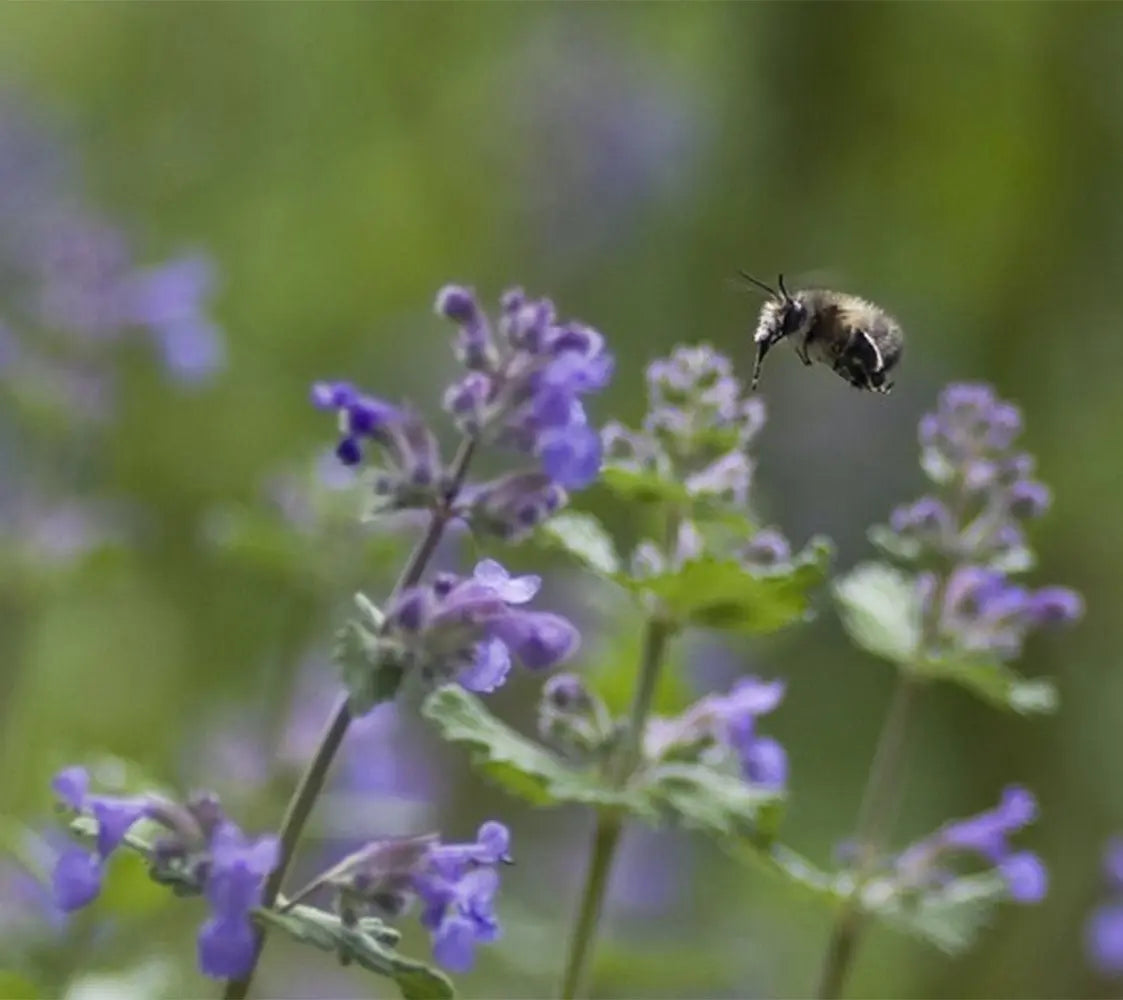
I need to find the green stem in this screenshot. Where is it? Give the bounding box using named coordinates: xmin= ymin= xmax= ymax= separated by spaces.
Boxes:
xmin=815 ymin=674 xmax=918 ymax=1000
xmin=222 ymin=438 xmax=475 ymax=1000
xmin=558 ymin=613 xmax=672 ymax=999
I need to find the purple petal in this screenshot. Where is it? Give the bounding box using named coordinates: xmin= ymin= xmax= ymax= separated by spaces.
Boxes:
xmin=1028 ymin=587 xmax=1084 ymax=627
xmin=492 ymin=611 xmax=580 ymax=670
xmin=51 ymin=766 xmax=89 ymax=810
xmin=999 ymin=851 xmax=1047 ymax=902
xmin=197 ymin=916 xmax=257 ymax=979
xmin=431 ymin=914 xmax=478 ymax=973
xmin=90 ymin=796 xmax=148 ymax=858
xmin=538 ymin=423 xmax=603 ymax=489
xmin=472 ymin=559 xmax=540 ymax=604
xmin=51 ymin=846 xmax=102 ymax=912
xmin=741 ymin=736 xmax=788 ymax=791
xmin=1089 ymin=902 xmax=1123 ymax=976
xmin=458 ymin=638 xmax=512 ymax=694
xmin=475 ymin=822 xmax=512 ymax=864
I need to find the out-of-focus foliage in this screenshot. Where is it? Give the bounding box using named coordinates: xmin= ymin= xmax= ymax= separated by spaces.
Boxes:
xmin=0 ymin=4 xmax=1120 ymax=998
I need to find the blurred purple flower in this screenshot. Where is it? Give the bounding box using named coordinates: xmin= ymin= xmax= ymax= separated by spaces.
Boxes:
xmin=895 ymin=785 xmax=1046 ymax=903
xmin=1086 ymin=837 xmax=1123 ymax=976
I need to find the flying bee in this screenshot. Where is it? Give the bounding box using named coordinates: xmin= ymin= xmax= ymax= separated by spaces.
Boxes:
xmin=738 ymin=271 xmax=903 ymax=394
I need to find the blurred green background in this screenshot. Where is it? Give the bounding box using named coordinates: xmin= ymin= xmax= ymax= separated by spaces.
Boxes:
xmin=0 ymin=4 xmax=1119 ymax=998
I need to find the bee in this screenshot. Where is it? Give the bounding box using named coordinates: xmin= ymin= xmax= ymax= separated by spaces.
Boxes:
xmin=739 ymin=271 xmax=903 ymax=394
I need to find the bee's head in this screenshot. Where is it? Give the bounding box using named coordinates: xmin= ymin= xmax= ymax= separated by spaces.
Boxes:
xmin=739 ymin=271 xmax=807 ymax=390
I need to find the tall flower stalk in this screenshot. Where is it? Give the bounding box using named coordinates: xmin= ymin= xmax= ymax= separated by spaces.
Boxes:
xmin=820 ymin=383 xmax=1082 ymax=998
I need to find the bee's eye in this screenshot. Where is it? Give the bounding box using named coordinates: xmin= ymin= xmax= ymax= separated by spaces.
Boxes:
xmin=781 ymin=303 xmax=806 ymax=334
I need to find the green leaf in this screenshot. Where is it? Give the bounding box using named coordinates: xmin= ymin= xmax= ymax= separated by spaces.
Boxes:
xmin=625 ymin=537 xmax=831 ymax=633
xmin=334 ymin=619 xmax=402 ymax=714
xmin=257 ymin=905 xmax=454 ymax=999
xmin=834 ymin=563 xmax=1058 ymax=714
xmin=833 ymin=562 xmax=922 ymax=664
xmin=915 ymin=652 xmax=1058 ymax=715
xmin=600 ymin=466 xmax=692 ymax=506
xmin=422 ymin=685 xmax=651 ymax=815
xmin=537 ymin=511 xmax=620 ymax=576
xmin=644 ymin=762 xmax=785 ymax=844
xmin=861 ymin=871 xmax=1010 ymax=954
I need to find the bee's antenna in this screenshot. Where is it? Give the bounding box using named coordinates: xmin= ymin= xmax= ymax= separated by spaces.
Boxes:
xmin=736 ymin=269 xmax=780 ymax=299
xmin=777 ymin=273 xmax=791 ymax=301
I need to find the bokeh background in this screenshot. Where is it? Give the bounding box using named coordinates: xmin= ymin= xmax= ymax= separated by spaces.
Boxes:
xmin=0 ymin=5 xmax=1119 ymax=999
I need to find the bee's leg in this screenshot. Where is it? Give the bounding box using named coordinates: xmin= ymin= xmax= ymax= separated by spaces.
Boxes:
xmin=794 ymin=335 xmax=813 ymax=366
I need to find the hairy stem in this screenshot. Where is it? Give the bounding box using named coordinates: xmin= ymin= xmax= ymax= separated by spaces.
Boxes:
xmin=223 ymin=438 xmax=475 ymax=1000
xmin=816 ymin=674 xmax=918 ymax=1000
xmin=558 ymin=613 xmax=672 ymax=999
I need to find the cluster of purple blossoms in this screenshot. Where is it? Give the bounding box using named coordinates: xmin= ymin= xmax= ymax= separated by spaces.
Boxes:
xmin=311 ymin=285 xmax=613 ymax=544
xmin=893 ymin=786 xmax=1046 ymax=904
xmin=437 ymin=285 xmax=613 ymax=489
xmin=878 ymin=383 xmax=1082 ymax=657
xmin=604 ymin=344 xmax=765 ymax=503
xmin=1086 ymin=838 xmax=1123 ymax=976
xmin=310 ymin=821 xmax=512 ymax=973
xmin=379 ymin=559 xmax=580 ymax=694
xmin=50 ymin=766 xmax=279 ymax=979
xmin=0 ymin=94 xmax=223 ymax=409
xmin=643 ymin=676 xmax=788 ymax=790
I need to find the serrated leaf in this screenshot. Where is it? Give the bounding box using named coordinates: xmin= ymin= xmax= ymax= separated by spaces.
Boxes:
xmin=916 ymin=652 xmax=1058 ymax=715
xmin=861 ymin=871 xmax=1009 ymax=954
xmin=257 ymin=905 xmax=454 ymax=999
xmin=334 ymin=620 xmax=403 ymax=714
xmin=833 ymin=562 xmax=922 ymax=664
xmin=644 ymin=762 xmax=785 ymax=844
xmin=422 ymin=685 xmax=652 ymax=815
xmin=624 ymin=538 xmax=831 ymax=634
xmin=537 ymin=511 xmax=620 ymax=576
xmin=600 ymin=466 xmax=692 ymax=506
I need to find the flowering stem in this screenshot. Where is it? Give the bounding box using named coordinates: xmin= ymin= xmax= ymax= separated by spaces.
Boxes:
xmin=558 ymin=612 xmax=673 ymax=999
xmin=222 ymin=438 xmax=476 ymax=1000
xmin=815 ymin=674 xmax=919 ymax=999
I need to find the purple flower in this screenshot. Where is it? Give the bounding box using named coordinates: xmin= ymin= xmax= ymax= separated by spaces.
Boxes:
xmin=645 ymin=676 xmax=788 ymax=791
xmin=436 ymin=285 xmax=614 ymax=489
xmin=379 ymin=558 xmax=580 ymax=695
xmin=48 ymin=767 xmax=279 ymax=981
xmin=51 ymin=845 xmax=102 ymax=913
xmin=309 ymin=822 xmax=511 ymax=973
xmin=48 ymin=765 xmax=150 ymax=910
xmin=895 ymin=785 xmax=1045 ymax=903
xmin=196 ymin=823 xmax=279 ymax=978
xmin=460 ymin=472 xmax=566 ymax=542
xmin=1086 ymin=838 xmax=1123 ymax=976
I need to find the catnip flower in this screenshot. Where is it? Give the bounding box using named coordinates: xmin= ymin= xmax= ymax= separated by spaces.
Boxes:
xmin=379 ymin=558 xmax=580 ymax=693
xmin=875 ymin=383 xmax=1082 ymax=656
xmin=894 ymin=785 xmax=1046 ymax=903
xmin=644 ymin=676 xmax=788 ymax=791
xmin=1085 ymin=838 xmax=1123 ymax=976
xmin=603 ymin=344 xmax=800 ymax=569
xmin=437 ymin=285 xmax=613 ymax=488
xmin=50 ymin=766 xmax=278 ymax=980
xmin=301 ymin=821 xmax=512 ymax=973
